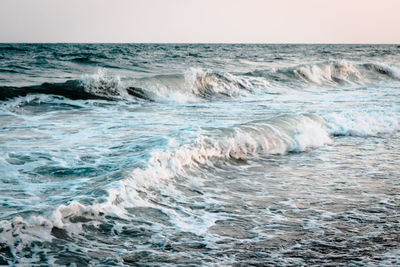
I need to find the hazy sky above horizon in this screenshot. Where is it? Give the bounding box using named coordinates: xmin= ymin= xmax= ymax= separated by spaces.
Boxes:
xmin=0 ymin=0 xmax=399 ymax=43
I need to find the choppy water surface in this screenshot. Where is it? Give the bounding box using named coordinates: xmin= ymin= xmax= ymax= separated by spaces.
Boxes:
xmin=0 ymin=44 xmax=399 ymax=266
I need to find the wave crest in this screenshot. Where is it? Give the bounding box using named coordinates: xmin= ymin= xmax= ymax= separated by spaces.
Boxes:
xmin=186 ymin=68 xmax=268 ymax=98
xmin=2 ymin=110 xmax=399 ymax=258
xmin=131 ymin=68 xmax=270 ymax=103
xmin=325 ymin=111 xmax=400 ymax=136
xmin=294 ymin=61 xmax=364 ymax=86
xmin=247 ymin=61 xmax=400 ymax=88
xmin=80 ymin=69 xmax=127 ymax=98
xmin=0 ymin=70 xmax=148 ymax=102
xmin=111 ymin=114 xmax=331 ymax=201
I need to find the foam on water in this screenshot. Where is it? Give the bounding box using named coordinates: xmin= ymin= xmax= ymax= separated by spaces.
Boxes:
xmin=2 ymin=60 xmax=400 ymax=104
xmin=80 ymin=69 xmax=128 ymax=99
xmin=1 ymin=106 xmax=399 ymax=264
xmin=324 ymin=111 xmax=400 ymax=136
xmin=247 ymin=60 xmax=400 ymax=89
xmin=131 ymin=68 xmax=272 ymax=103
xmin=104 ymin=113 xmax=331 ymax=206
xmin=1 ymin=44 xmax=399 ymax=265
xmin=0 ymin=113 xmax=332 ymax=249
xmin=294 ymin=61 xmax=364 ymax=86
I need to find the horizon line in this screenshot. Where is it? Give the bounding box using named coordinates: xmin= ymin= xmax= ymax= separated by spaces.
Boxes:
xmin=1 ymin=42 xmax=399 ymax=45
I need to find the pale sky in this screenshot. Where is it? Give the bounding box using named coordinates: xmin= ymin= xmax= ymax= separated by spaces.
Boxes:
xmin=0 ymin=0 xmax=399 ymax=43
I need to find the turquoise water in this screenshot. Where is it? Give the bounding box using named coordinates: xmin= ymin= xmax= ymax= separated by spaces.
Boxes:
xmin=0 ymin=44 xmax=399 ymax=265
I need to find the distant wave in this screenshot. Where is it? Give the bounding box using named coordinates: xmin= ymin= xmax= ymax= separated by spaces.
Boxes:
xmin=131 ymin=68 xmax=271 ymax=102
xmin=0 ymin=70 xmax=151 ymax=102
xmin=325 ymin=111 xmax=400 ymax=136
xmin=0 ymin=69 xmax=269 ymax=102
xmin=1 ymin=61 xmax=399 ymax=103
xmin=361 ymin=62 xmax=400 ymax=81
xmin=0 ymin=81 xmax=140 ymax=101
xmin=0 ymin=81 xmax=96 ymax=101
xmin=246 ymin=61 xmax=400 ymax=87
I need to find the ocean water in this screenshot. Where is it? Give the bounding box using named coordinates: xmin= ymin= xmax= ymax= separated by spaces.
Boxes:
xmin=0 ymin=44 xmax=399 ymax=266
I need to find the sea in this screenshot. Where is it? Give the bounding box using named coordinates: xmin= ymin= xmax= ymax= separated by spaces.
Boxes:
xmin=0 ymin=44 xmax=399 ymax=266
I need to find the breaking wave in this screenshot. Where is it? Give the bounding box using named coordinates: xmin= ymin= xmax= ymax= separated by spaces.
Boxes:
xmin=0 ymin=113 xmax=331 ymax=252
xmin=128 ymin=68 xmax=271 ymax=102
xmin=246 ymin=61 xmax=400 ymax=87
xmin=0 ymin=69 xmax=269 ymax=103
xmin=293 ymin=61 xmax=364 ymax=86
xmin=325 ymin=111 xmax=400 ymax=136
xmin=0 ymin=70 xmax=134 ymax=101
xmin=1 ymin=62 xmax=399 ymax=104
xmin=1 ymin=108 xmax=399 ymax=263
xmin=100 ymin=111 xmax=400 ymax=213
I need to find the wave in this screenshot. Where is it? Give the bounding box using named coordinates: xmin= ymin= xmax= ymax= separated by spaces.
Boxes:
xmin=0 ymin=69 xmax=269 ymax=103
xmin=52 ymin=113 xmax=333 ymax=225
xmin=0 ymin=70 xmax=151 ymax=102
xmin=246 ymin=61 xmax=400 ymax=87
xmin=26 ymin=111 xmax=400 ymax=222
xmin=0 ymin=113 xmax=331 ymax=249
xmin=1 ymin=110 xmax=399 ymax=261
xmin=132 ymin=68 xmax=270 ymax=102
xmin=37 ymin=111 xmax=400 ymax=224
xmin=293 ymin=61 xmax=364 ymax=86
xmin=325 ymin=111 xmax=400 ymax=136
xmin=188 ymin=68 xmax=269 ymax=98
xmin=2 ymin=61 xmax=398 ymax=103
xmin=361 ymin=62 xmax=400 ymax=81
xmin=0 ymin=113 xmax=332 ymax=260
xmin=112 ymin=114 xmax=330 ymax=196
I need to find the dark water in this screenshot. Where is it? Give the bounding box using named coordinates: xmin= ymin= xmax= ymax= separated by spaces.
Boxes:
xmin=0 ymin=44 xmax=399 ymax=266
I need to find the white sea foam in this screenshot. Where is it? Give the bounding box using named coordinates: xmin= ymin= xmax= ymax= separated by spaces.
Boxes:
xmin=185 ymin=68 xmax=270 ymax=98
xmin=293 ymin=61 xmax=364 ymax=86
xmin=96 ymin=110 xmax=400 ymax=218
xmin=99 ymin=114 xmax=331 ymax=211
xmin=77 ymin=62 xmax=400 ymax=103
xmin=1 ymin=113 xmax=329 ymax=238
xmin=0 ymin=215 xmax=53 ymax=256
xmin=131 ymin=68 xmax=271 ymax=103
xmin=362 ymin=62 xmax=400 ymax=80
xmin=257 ymin=61 xmax=400 ymax=89
xmin=324 ymin=111 xmax=400 ymax=136
xmin=80 ymin=69 xmax=128 ymax=99
xmin=1 ymin=110 xmax=398 ymax=258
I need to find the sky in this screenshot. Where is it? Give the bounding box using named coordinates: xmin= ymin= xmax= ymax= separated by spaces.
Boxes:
xmin=0 ymin=0 xmax=399 ymax=43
